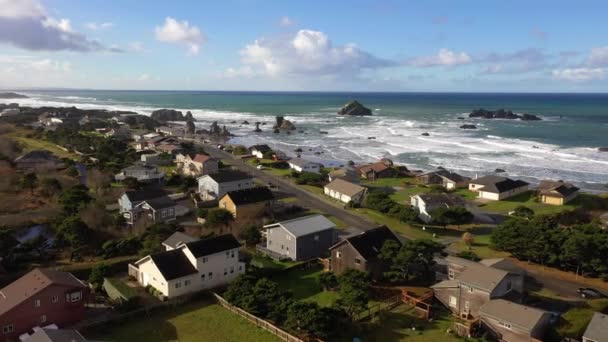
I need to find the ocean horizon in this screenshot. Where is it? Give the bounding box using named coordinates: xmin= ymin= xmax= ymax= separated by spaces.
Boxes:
xmin=6 ymin=89 xmax=608 ymax=191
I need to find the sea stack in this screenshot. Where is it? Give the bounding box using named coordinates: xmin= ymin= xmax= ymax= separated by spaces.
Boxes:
xmin=469 ymin=108 xmax=542 ymax=121
xmin=337 ymin=100 xmax=373 ymax=116
xmin=274 ymin=116 xmax=296 ymax=130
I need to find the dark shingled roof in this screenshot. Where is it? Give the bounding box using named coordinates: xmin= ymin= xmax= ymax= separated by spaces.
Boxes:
xmin=149 ymin=249 xmax=198 ymax=281
xmin=163 ymin=231 xmax=198 ymax=249
xmin=222 ymin=187 xmax=274 ymax=205
xmin=142 ymin=196 xmax=175 ymax=210
xmin=340 ymin=226 xmax=401 ymax=261
xmin=472 ymin=175 xmax=529 ymax=193
xmin=203 ymin=170 xmax=252 ymax=183
xmin=185 ymin=234 xmax=241 ymax=258
xmin=417 ymin=193 xmax=465 ymax=206
xmin=249 ymin=144 xmax=272 ymax=152
xmin=124 ymin=187 xmax=168 ymax=202
xmin=538 ymin=180 xmax=580 ymax=198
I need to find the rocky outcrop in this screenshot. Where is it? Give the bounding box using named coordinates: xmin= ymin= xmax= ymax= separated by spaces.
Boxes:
xmin=338 ymin=100 xmax=372 ymax=116
xmin=151 ymin=109 xmax=196 ymax=122
xmin=469 ymin=108 xmax=541 ymax=121
xmin=208 ymin=121 xmax=231 ymax=137
xmin=0 ymin=92 xmax=27 ymax=99
xmin=421 ymin=132 xmax=430 ymax=136
xmin=185 ymin=111 xmax=195 ymax=121
xmin=274 ymin=116 xmax=296 ymax=130
xmin=598 ymin=147 xmax=608 ymax=152
xmin=186 ymin=120 xmax=196 ymax=134
xmin=460 ymin=124 xmax=477 ymax=129
xmin=254 ymin=122 xmax=262 ymax=132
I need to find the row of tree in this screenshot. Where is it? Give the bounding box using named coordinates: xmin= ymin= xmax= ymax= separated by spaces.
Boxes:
xmin=364 ymin=191 xmax=419 ymax=223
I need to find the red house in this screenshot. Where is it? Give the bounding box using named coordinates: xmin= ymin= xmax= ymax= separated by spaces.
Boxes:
xmin=0 ymin=269 xmax=88 ymax=342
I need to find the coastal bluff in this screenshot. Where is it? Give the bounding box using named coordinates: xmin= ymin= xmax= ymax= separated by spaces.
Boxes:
xmin=337 ymin=100 xmax=372 ymax=116
xmin=469 ymin=108 xmax=541 ymax=121
xmin=0 ymin=92 xmax=28 ymax=99
xmin=151 ymin=109 xmax=196 ymax=122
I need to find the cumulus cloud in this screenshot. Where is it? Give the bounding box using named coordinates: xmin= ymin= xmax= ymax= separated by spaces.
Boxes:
xmin=279 ymin=16 xmax=293 ymax=27
xmin=155 ymin=17 xmax=206 ymax=55
xmin=552 ymin=68 xmax=606 ymax=81
xmin=407 ymin=48 xmax=472 ymax=67
xmin=85 ymin=22 xmax=113 ymax=30
xmin=0 ymin=0 xmax=116 ymax=52
xmin=226 ymin=29 xmax=395 ymax=79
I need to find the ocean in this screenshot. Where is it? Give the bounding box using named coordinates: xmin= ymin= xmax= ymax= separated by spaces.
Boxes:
xmin=8 ymin=90 xmax=608 ymax=191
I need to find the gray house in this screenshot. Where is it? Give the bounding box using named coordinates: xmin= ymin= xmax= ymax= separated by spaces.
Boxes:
xmin=583 ymin=312 xmax=608 ymax=342
xmin=197 ymin=170 xmax=254 ymax=201
xmin=131 ymin=196 xmax=176 ymax=225
xmin=118 ymin=187 xmax=169 ymax=212
xmin=480 ymin=299 xmax=551 ymax=342
xmin=261 ymin=214 xmax=336 ymax=261
xmin=115 ymin=164 xmax=165 ymax=184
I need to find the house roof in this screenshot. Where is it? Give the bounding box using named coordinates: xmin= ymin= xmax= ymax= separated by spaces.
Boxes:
xmin=200 ymin=170 xmax=252 ymax=183
xmin=0 ymin=268 xmax=86 ymax=316
xmin=416 ymin=193 xmax=465 ymax=206
xmin=471 ymin=175 xmax=529 ymax=194
xmin=359 ymin=162 xmax=390 ymax=174
xmin=183 ymin=234 xmax=241 ymax=258
xmin=538 ymin=180 xmax=579 ymax=198
xmin=141 ymin=196 xmax=175 ymax=210
xmin=149 ymin=249 xmax=198 ymax=281
xmin=192 ymin=154 xmax=213 ymax=163
xmin=329 ymin=168 xmax=358 ymax=179
xmin=430 ymin=279 xmax=459 ymax=289
xmin=457 ymin=264 xmax=509 ymax=292
xmin=324 ymin=179 xmax=367 ymax=197
xmin=289 ymin=158 xmax=320 ymax=168
xmin=123 ymin=187 xmax=168 ymax=202
xmin=222 ymin=187 xmax=274 ymax=205
xmin=264 ymin=214 xmax=336 ymax=238
xmin=436 ymin=170 xmax=469 ymax=183
xmin=480 ymin=299 xmax=548 ymax=332
xmin=28 ymin=329 xmax=89 ymax=342
xmin=162 ymin=232 xmax=198 ymax=249
xmin=155 ymin=144 xmax=181 ymax=152
xmin=249 ymin=144 xmax=272 ymax=152
xmin=334 ymin=226 xmax=401 ymax=261
xmin=583 ymin=312 xmax=608 ymax=342
xmin=479 ymin=258 xmax=524 ymax=274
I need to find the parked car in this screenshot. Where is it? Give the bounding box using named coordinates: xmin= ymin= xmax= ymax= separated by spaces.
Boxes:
xmin=256 ymin=165 xmax=264 ymax=170
xmin=577 ymin=287 xmax=606 ymax=298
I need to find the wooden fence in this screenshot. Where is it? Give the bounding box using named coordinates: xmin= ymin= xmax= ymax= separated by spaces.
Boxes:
xmin=212 ymin=293 xmax=306 ymax=342
xmin=353 ymin=294 xmax=402 ymax=321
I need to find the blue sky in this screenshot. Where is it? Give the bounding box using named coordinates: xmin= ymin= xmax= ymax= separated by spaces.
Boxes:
xmin=1 ymin=0 xmax=607 ymax=92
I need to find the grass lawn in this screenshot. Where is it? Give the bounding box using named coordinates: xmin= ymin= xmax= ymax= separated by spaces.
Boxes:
xmin=300 ymin=184 xmax=324 ymax=195
xmin=449 ymin=234 xmax=511 ymax=259
xmin=557 ymin=299 xmax=608 ymax=339
xmin=354 ymin=208 xmax=432 ymax=240
xmin=478 ymin=191 xmax=577 ymax=216
xmin=9 ymin=131 xmax=76 ymax=159
xmin=349 ymin=305 xmax=461 ymax=342
xmin=158 ymin=165 xmax=176 ymax=174
xmin=272 ymin=264 xmax=339 ymax=307
xmin=250 ymin=253 xmax=300 ymax=271
xmin=247 ymin=158 xmax=292 ymax=177
xmin=452 ymin=188 xmax=478 ymax=200
xmin=361 ymin=177 xmax=416 ymax=188
xmin=85 ymin=298 xmax=280 ymax=342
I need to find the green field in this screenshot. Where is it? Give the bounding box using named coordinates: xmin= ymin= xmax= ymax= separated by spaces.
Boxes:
xmin=9 ymin=131 xmax=76 ymax=159
xmin=557 ymin=299 xmax=608 ymax=339
xmin=478 ymin=191 xmax=577 ymax=215
xmin=449 ymin=234 xmax=511 ymax=259
xmin=86 ymin=298 xmax=280 ymax=342
xmin=272 ymin=265 xmax=340 ymax=307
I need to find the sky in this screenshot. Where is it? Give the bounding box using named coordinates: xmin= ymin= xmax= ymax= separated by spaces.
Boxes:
xmin=1 ymin=0 xmax=608 ymax=92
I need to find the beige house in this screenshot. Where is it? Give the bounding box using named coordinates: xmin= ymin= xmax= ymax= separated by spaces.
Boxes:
xmin=469 ymin=175 xmax=529 ymax=201
xmin=324 ymin=179 xmax=367 ymax=205
xmin=537 ymin=180 xmax=580 ymax=205
xmin=583 ymin=312 xmax=608 ymax=342
xmin=219 ymin=187 xmax=274 ymax=220
xmin=480 ymin=299 xmax=551 ymax=342
xmin=175 ymin=153 xmax=219 ymax=177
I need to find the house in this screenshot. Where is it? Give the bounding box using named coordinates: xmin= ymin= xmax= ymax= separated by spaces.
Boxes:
xmin=272 ymin=150 xmax=288 ymax=161
xmin=357 ymin=162 xmax=394 ymax=179
xmin=197 ymin=170 xmax=254 ymax=201
xmin=136 ymin=136 xmax=179 ymax=151
xmin=118 ymin=187 xmax=169 ymax=213
xmin=583 ymin=312 xmax=608 ymax=342
xmin=288 ymin=158 xmax=322 ymax=174
xmin=175 ymin=153 xmax=219 ymax=177
xmin=537 ymin=180 xmax=580 ymax=205
xmin=39 ymin=117 xmax=63 ymax=127
xmin=0 ymin=269 xmax=88 ymax=342
xmin=432 ymin=256 xmax=524 ymax=320
xmin=329 ymin=226 xmax=401 ymax=279
xmin=249 ymin=144 xmax=272 ymax=159
xmin=410 ymin=193 xmax=466 ymax=223
xmin=156 ymin=126 xmax=185 ymax=136
xmin=261 ymin=215 xmax=337 ymax=261
xmin=14 ymin=150 xmax=62 ymax=171
xmin=324 ymin=179 xmax=368 ymax=205
xmin=219 ymin=187 xmax=274 ymax=220
xmin=129 ymin=196 xmax=177 ymax=225
xmin=154 ymin=143 xmax=183 ymax=155
xmin=130 ymin=234 xmax=245 ymax=299
xmin=114 ymin=164 xmax=165 ymax=184
xmin=140 ymin=152 xmax=172 ymax=166
xmin=469 ymin=176 xmax=529 ymax=201
xmin=105 ymin=126 xmax=131 ymax=140
xmin=417 ymin=169 xmax=470 ymax=190
xmin=162 ymin=231 xmax=198 ymax=251
xmin=23 ymin=329 xmax=91 ymax=342
xmin=328 ymin=168 xmax=360 ymax=184
xmin=479 ymin=299 xmax=551 ymax=342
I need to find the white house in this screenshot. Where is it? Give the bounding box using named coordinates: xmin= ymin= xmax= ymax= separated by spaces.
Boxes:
xmin=324 ymin=178 xmax=367 ymax=205
xmin=411 ymin=193 xmax=466 ymax=223
xmin=248 ymin=144 xmax=272 ymax=159
xmin=197 ymin=170 xmax=254 ymax=201
xmin=469 ymin=175 xmax=529 ymax=201
xmin=162 ymin=231 xmax=198 ymax=251
xmin=130 ymin=234 xmax=245 ymax=299
xmin=288 ymin=158 xmax=322 ymax=174
xmin=175 ymin=153 xmax=218 ymax=177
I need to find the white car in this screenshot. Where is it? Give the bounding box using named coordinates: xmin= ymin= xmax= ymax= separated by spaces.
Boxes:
xmin=256 ymin=165 xmax=264 ymax=170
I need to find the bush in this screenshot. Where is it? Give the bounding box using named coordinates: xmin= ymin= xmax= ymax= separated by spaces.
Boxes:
xmin=457 ymin=250 xmax=481 ymax=261
xmin=294 ymin=172 xmax=324 ymax=186
xmin=196 ymin=208 xmax=208 ymax=219
xmin=205 ymin=208 xmax=234 ymax=227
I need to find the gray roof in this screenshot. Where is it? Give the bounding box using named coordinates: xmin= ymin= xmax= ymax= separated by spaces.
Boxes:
xmin=471 ymin=175 xmax=529 ymax=193
xmin=480 ymin=299 xmax=548 ymax=332
xmin=324 ymin=178 xmax=366 ymax=197
xmin=289 ymin=158 xmax=321 ymax=168
xmin=264 ymin=214 xmax=335 ymax=237
xmin=457 ymin=264 xmax=509 ymax=292
xmin=28 ymin=329 xmax=89 ymax=342
xmin=584 ymin=312 xmax=608 ymax=342
xmin=162 ymin=231 xmax=198 ymax=249
xmin=416 ymin=193 xmax=465 ymax=206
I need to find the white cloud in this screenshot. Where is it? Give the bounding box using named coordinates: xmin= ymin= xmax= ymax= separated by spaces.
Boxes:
xmin=0 ymin=0 xmax=44 ymax=18
xmin=85 ymin=22 xmax=113 ymax=30
xmin=552 ymin=68 xmax=606 ymax=81
xmin=408 ymin=48 xmax=472 ymax=67
xmin=279 ymin=16 xmax=293 ymax=27
xmin=42 ymin=17 xmax=73 ymax=32
xmin=227 ymin=29 xmax=395 ymax=79
xmin=137 ymin=73 xmax=151 ymax=81
xmin=587 ymin=46 xmax=608 ymax=67
xmin=155 ymin=17 xmax=206 ymax=55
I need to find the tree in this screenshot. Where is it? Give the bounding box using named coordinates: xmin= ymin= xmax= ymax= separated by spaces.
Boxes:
xmin=180 ymin=176 xmax=197 ymax=192
xmin=457 ymin=250 xmax=481 ymax=261
xmin=58 ymin=185 xmax=92 ymax=214
xmin=284 ymin=302 xmax=332 ymax=338
xmin=0 ymin=229 xmax=18 ymax=259
xmin=318 ymin=272 xmax=338 ymax=290
xmin=18 ymin=173 xmax=38 ymax=195
xmin=66 ymin=165 xmax=79 ymax=177
xmin=55 ymin=215 xmax=91 ymax=250
xmin=381 ymin=239 xmax=443 ymax=283
xmin=224 ymin=275 xmax=292 ymax=323
xmin=433 ymin=206 xmax=474 ymax=228
xmin=18 ymin=235 xmax=49 ymax=258
xmin=513 ymin=205 xmax=535 ymax=219
xmin=205 ymin=208 xmax=234 ymax=227
xmin=80 ymin=204 xmax=111 ymax=231
xmin=335 ymin=269 xmax=370 ymax=321
xmin=240 ymin=225 xmax=262 ymax=245
xmin=122 ymin=176 xmax=141 ymax=190
xmin=87 ymin=168 xmax=111 ymax=194
xmin=39 ymin=177 xmax=62 ymax=198
xmin=462 ymin=232 xmax=475 ymax=249
xmin=196 ymin=208 xmax=208 ymax=219
xmin=88 ymin=263 xmax=109 ymax=291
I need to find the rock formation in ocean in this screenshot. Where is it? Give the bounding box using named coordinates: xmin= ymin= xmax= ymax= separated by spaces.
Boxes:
xmin=185 ymin=111 xmax=196 ymax=121
xmin=338 ymin=100 xmax=372 ymax=116
xmin=254 ymin=122 xmax=262 ymax=132
xmin=151 ymin=109 xmax=191 ymax=122
xmin=274 ymin=116 xmax=296 ymax=130
xmin=186 ymin=120 xmax=196 ymax=134
xmin=598 ymin=147 xmax=608 ymax=152
xmin=469 ymin=108 xmax=541 ymax=121
xmin=421 ymin=132 xmax=430 ymax=136
xmin=460 ymin=124 xmax=477 ymax=129
xmin=0 ymin=92 xmax=28 ymax=99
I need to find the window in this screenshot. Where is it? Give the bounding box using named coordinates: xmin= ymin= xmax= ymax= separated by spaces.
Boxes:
xmin=468 ymin=286 xmax=474 ymax=293
xmin=2 ymin=325 xmax=14 ymax=334
xmin=208 ymin=272 xmax=213 ymax=280
xmin=464 ymin=301 xmax=470 ymax=313
xmin=449 ymin=296 xmax=457 ymax=308
xmin=161 ymin=209 xmax=167 ymax=218
xmin=268 ymin=240 xmax=272 ymax=245
xmin=224 ymin=268 xmax=228 ymax=276
xmin=201 ymin=274 xmax=206 ymax=281
xmin=499 ymin=321 xmax=512 ymax=329
xmin=230 ymin=266 xmax=234 ymax=274
xmin=184 ymin=280 xmax=191 ymax=287
xmin=202 ymin=257 xmax=208 ymax=263
xmin=314 ymin=235 xmax=319 ymax=241
xmin=51 ymin=296 xmax=58 ymax=303
xmin=68 ymin=291 xmax=82 ymax=302
xmin=354 ymin=258 xmax=361 ymax=265
xmin=281 ymin=244 xmax=284 ymax=250
xmin=33 ymin=299 xmax=41 ymax=307
xmin=448 ymin=269 xmax=455 ymax=280
xmin=231 ymin=251 xmax=235 ymax=258
xmin=175 ymin=282 xmax=182 ymax=289
xmin=40 ymin=315 xmax=47 ymax=323
xmin=239 ymin=265 xmax=243 ymax=271
xmin=336 ymin=251 xmax=342 ymax=258
xmin=286 ymin=235 xmax=291 ymax=241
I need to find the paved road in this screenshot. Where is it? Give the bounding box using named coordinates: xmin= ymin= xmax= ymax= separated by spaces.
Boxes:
xmin=205 ymin=146 xmax=374 ymax=230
